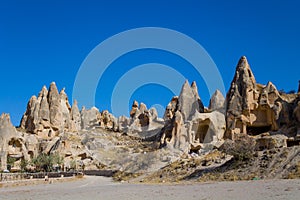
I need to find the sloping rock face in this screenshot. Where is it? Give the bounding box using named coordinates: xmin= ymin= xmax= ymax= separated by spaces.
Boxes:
xmin=225 ymin=56 xmax=300 ymax=144
xmin=159 ymin=81 xmax=226 ymax=153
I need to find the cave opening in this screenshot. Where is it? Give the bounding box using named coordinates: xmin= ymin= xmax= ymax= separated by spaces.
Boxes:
xmin=195 ymin=123 xmax=210 ymax=143
xmin=246 ymin=125 xmax=271 ymax=136
xmin=287 ymin=140 xmax=300 ymax=147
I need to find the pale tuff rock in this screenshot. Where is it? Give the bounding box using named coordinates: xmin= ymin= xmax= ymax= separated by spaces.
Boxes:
xmin=125 ymin=101 xmax=164 ymax=138
xmin=178 ymin=80 xmax=204 ymax=122
xmin=21 ymin=82 xmax=119 ymax=133
xmin=160 ymin=81 xmax=225 ymax=153
xmin=100 ymin=110 xmax=116 ymax=131
xmin=3 ymin=55 xmax=300 ymax=174
xmin=48 ymin=82 xmax=63 ymax=132
xmin=0 ymin=114 xmax=30 ymax=171
xmin=118 ymin=115 xmax=131 ymax=132
xmin=21 ymin=83 xmax=84 ymax=135
xmin=225 ymin=56 xmax=300 ymax=147
xmin=209 ymin=90 xmax=225 ymax=113
xmin=70 ymin=100 xmax=81 ymax=131
xmin=80 ymin=107 xmax=117 ymax=131
xmin=163 ymin=96 xmax=178 ymax=121
xmin=226 ymin=56 xmax=280 ymax=138
xmin=80 ymin=107 xmax=100 ymax=130
xmin=188 ymin=110 xmax=226 ymax=150
xmin=39 ymin=86 xmax=50 ymax=121
xmin=60 ymin=88 xmax=72 ymax=131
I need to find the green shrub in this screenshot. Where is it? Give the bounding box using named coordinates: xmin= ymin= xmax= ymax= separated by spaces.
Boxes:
xmin=31 ymin=153 xmax=64 ymax=172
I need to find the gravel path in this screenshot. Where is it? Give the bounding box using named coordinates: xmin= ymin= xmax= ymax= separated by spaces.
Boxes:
xmin=1 ymin=176 xmax=300 ymax=200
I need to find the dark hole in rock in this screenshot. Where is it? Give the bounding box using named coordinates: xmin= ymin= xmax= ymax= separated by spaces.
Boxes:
xmin=247 ymin=125 xmax=271 ymax=136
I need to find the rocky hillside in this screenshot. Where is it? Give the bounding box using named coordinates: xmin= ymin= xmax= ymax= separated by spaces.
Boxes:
xmin=0 ymin=56 xmax=299 ymax=183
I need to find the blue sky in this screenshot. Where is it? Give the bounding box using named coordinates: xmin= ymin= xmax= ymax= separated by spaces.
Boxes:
xmin=1 ymin=0 xmax=300 ymax=125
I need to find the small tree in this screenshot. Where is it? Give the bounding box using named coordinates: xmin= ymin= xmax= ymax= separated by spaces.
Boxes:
xmin=52 ymin=152 xmax=64 ymax=171
xmin=7 ymin=156 xmax=16 ymax=171
xmin=31 ymin=153 xmax=64 ymax=172
xmin=20 ymin=159 xmax=29 ymax=172
xmin=70 ymin=160 xmax=77 ymax=171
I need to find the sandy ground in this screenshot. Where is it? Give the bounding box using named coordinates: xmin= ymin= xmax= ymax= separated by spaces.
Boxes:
xmin=1 ymin=176 xmax=300 ymax=200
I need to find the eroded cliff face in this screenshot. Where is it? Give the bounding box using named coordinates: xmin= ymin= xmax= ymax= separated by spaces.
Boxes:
xmin=225 ymin=56 xmax=300 ymax=146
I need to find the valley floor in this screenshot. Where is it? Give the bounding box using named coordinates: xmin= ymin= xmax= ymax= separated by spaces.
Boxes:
xmin=0 ymin=176 xmax=300 ymax=200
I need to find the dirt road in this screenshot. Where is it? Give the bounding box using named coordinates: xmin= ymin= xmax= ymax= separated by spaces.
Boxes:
xmin=1 ymin=176 xmax=300 ymax=200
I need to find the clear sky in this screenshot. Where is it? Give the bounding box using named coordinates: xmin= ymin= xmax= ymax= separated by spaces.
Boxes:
xmin=1 ymin=0 xmax=300 ymax=125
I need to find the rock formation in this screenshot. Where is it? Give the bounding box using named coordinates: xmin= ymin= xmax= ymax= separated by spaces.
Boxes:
xmin=225 ymin=56 xmax=300 ymax=146
xmin=0 ymin=114 xmax=34 ymax=171
xmin=80 ymin=107 xmax=117 ymax=131
xmin=70 ymin=100 xmax=81 ymax=131
xmin=1 ymin=55 xmax=300 ymax=174
xmin=20 ymin=82 xmax=80 ymax=136
xmin=226 ymin=56 xmax=278 ymax=138
xmin=120 ymin=101 xmax=164 ymax=138
xmin=177 ymin=80 xmax=204 ymax=122
xmin=209 ymin=90 xmax=225 ymax=113
xmin=159 ymin=81 xmax=225 ymax=153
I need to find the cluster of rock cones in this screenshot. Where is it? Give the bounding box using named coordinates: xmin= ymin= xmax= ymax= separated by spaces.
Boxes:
xmin=0 ymin=56 xmax=299 ymax=174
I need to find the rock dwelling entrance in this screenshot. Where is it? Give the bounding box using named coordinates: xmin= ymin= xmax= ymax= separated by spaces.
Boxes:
xmin=195 ymin=119 xmax=210 ymax=143
xmin=246 ymin=125 xmax=271 ymax=136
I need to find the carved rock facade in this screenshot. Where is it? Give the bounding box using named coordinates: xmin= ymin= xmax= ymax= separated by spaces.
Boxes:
xmin=159 ymin=81 xmax=225 ymax=153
